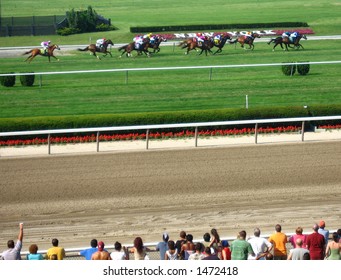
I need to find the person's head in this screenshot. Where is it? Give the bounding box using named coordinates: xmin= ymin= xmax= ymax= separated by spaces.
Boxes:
xmin=50 ymin=254 xmax=58 ymax=260
xmin=221 ymin=240 xmax=229 ymax=248
xmin=204 ymin=246 xmax=211 ymax=255
xmin=265 ymin=252 xmax=273 ymax=260
xmin=48 ymin=40 xmax=51 ymax=44
xmin=239 ymin=230 xmax=247 ymax=240
xmin=195 ymin=242 xmax=203 ymax=252
xmin=295 ymin=238 xmax=303 ymax=247
xmin=211 ymin=228 xmax=220 ymax=241
xmin=303 ymin=252 xmax=310 ymax=260
xmin=90 ymin=239 xmax=98 ymax=248
xmin=29 ymin=244 xmax=38 ymax=254
xmin=203 ymin=232 xmax=211 ymax=242
xmin=295 ymin=227 xmax=303 ymax=235
xmin=275 ymin=224 xmax=282 ymax=232
xmin=254 ymin=227 xmax=261 ymax=237
xmin=168 ymin=240 xmax=175 ymax=250
xmin=186 ymin=234 xmax=193 ymax=242
xmin=7 ymin=240 xmax=15 ymax=249
xmin=134 ymin=237 xmax=143 ymax=251
xmin=163 ymin=232 xmax=169 ymax=242
xmin=98 ymin=241 xmax=105 ymax=252
xmin=313 ymin=223 xmax=319 ymax=232
xmin=319 ymin=220 xmax=325 ymax=229
xmin=180 ymin=231 xmax=186 ymax=239
xmin=332 ymin=232 xmax=338 ymax=242
xmin=52 ymin=238 xmax=59 ymax=247
xmin=114 ymin=241 xmax=122 ymax=251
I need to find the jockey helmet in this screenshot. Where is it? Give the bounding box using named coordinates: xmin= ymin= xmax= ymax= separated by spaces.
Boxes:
xmin=48 ymin=41 xmax=51 ymax=43
xmin=197 ymin=33 xmax=202 ymax=37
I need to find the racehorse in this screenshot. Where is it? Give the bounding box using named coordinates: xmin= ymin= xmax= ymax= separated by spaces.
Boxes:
xmin=77 ymin=39 xmax=114 ymax=59
xmin=148 ymin=35 xmax=167 ymax=53
xmin=211 ymin=34 xmax=232 ymax=54
xmin=178 ymin=38 xmax=213 ymax=56
xmin=230 ymin=32 xmax=261 ymax=50
xmin=267 ymin=34 xmax=307 ymax=51
xmin=118 ymin=38 xmax=151 ymax=57
xmin=23 ymin=44 xmax=60 ymax=63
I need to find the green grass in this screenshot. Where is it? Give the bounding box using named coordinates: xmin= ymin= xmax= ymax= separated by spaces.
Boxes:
xmin=0 ymin=1 xmax=340 ymax=121
xmin=1 ymin=39 xmax=340 ymax=118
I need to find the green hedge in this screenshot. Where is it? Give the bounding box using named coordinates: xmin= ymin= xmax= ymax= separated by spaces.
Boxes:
xmin=130 ymin=22 xmax=309 ymax=33
xmin=1 ymin=105 xmax=340 ymax=133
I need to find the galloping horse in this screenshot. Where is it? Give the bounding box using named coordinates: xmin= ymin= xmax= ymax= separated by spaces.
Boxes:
xmin=77 ymin=39 xmax=114 ymax=59
xmin=178 ymin=38 xmax=213 ymax=56
xmin=23 ymin=44 xmax=60 ymax=63
xmin=118 ymin=38 xmax=151 ymax=57
xmin=148 ymin=35 xmax=167 ymax=53
xmin=268 ymin=34 xmax=307 ymax=51
xmin=211 ymin=34 xmax=232 ymax=54
xmin=230 ymin=32 xmax=261 ymax=50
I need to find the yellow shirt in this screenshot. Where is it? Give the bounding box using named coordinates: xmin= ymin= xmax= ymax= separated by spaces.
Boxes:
xmin=46 ymin=246 xmax=66 ymax=260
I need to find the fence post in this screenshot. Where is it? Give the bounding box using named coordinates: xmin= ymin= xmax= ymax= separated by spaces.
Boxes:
xmin=48 ymin=134 xmax=51 ymax=155
xmin=146 ymin=129 xmax=150 ymax=150
xmin=125 ymin=70 xmax=128 ymax=84
xmin=96 ymin=131 xmax=100 ymax=152
xmin=255 ymin=123 xmax=258 ymax=144
xmin=39 ymin=74 xmax=42 ymax=87
xmin=195 ymin=127 xmax=198 ymax=147
xmin=301 ymin=121 xmax=305 ymax=141
xmin=209 ymin=68 xmax=212 ymax=81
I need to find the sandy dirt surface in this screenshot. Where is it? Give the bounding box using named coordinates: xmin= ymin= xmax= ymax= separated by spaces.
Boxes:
xmin=1 ymin=137 xmax=340 ymax=252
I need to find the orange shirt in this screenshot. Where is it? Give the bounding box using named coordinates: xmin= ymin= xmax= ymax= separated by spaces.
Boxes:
xmin=268 ymin=232 xmax=287 ymax=256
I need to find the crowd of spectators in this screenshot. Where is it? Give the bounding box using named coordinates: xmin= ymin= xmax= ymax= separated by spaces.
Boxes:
xmin=1 ymin=222 xmax=340 ymax=260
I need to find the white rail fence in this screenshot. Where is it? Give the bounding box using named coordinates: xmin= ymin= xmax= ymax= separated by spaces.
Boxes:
xmin=1 ymin=116 xmax=341 ymax=155
xmin=0 ymin=60 xmax=340 ymax=85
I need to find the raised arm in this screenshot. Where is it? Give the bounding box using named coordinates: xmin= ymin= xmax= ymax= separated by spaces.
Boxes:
xmin=18 ymin=223 xmax=24 ymax=242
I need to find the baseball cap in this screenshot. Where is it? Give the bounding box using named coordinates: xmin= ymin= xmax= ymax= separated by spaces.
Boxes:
xmin=319 ymin=220 xmax=325 ymax=228
xmin=163 ymin=232 xmax=169 ymax=241
xmin=98 ymin=241 xmax=104 ymax=251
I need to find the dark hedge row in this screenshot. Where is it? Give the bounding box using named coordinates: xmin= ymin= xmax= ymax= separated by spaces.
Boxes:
xmin=1 ymin=105 xmax=340 ymax=133
xmin=130 ymin=22 xmax=309 ymax=33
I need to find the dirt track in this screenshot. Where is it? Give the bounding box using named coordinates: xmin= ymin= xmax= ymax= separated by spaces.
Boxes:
xmin=1 ymin=141 xmax=340 ymax=251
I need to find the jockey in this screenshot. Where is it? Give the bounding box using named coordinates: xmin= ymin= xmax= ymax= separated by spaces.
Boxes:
xmin=214 ymin=33 xmax=224 ymax=45
xmin=96 ymin=38 xmax=106 ymax=50
xmin=289 ymin=31 xmax=299 ymax=43
xmin=41 ymin=40 xmax=51 ymax=54
xmin=282 ymin=31 xmax=291 ymax=38
xmin=133 ymin=35 xmax=144 ymax=49
xmin=196 ymin=33 xmax=205 ymax=46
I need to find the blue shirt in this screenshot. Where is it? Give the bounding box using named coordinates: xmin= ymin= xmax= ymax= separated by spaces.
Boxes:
xmin=79 ymin=247 xmax=98 ymax=260
xmin=155 ymin=241 xmax=169 ymax=260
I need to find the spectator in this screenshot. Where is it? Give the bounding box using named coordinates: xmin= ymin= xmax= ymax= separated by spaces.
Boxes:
xmin=79 ymin=239 xmax=98 ymax=260
xmin=325 ymin=232 xmax=341 ymax=260
xmin=165 ymin=240 xmax=178 ymax=260
xmin=49 ymin=254 xmax=58 ymax=260
xmin=221 ymin=240 xmax=231 ymax=260
xmin=248 ymin=227 xmax=273 ymax=260
xmin=46 ymin=238 xmax=66 ymax=260
xmin=180 ymin=234 xmax=195 ymax=260
xmin=188 ymin=242 xmax=205 ymax=260
xmin=268 ymin=224 xmax=288 ymax=260
xmin=110 ymin=241 xmax=129 ymax=260
xmin=27 ymin=244 xmax=44 ymax=260
xmin=287 ymin=238 xmax=310 ymax=260
xmin=209 ymin=228 xmax=221 ymax=253
xmin=155 ymin=232 xmax=169 ymax=260
xmin=1 ymin=223 xmax=24 ymax=260
xmin=203 ymin=246 xmax=220 ymax=260
xmin=231 ymin=230 xmax=255 ymax=260
xmin=337 ymin=229 xmax=341 ymax=241
xmin=289 ymin=226 xmax=307 ymax=248
xmin=302 ymin=252 xmax=310 ymax=260
xmin=129 ymin=237 xmax=151 ymax=260
xmin=91 ymin=241 xmax=111 ymax=260
xmin=175 ymin=231 xmax=187 ymax=260
xmin=318 ymin=220 xmax=330 ymax=246
xmin=202 ymin=232 xmax=211 ymax=249
xmin=306 ymin=223 xmax=325 ymax=260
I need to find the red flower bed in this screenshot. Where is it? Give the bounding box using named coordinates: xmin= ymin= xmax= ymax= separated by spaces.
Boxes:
xmin=0 ymin=126 xmax=306 ymax=147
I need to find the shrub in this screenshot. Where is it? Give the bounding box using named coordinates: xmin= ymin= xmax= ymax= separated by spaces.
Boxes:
xmin=282 ymin=63 xmax=296 ymax=76
xmin=0 ymin=73 xmax=16 ymax=87
xmin=20 ymin=73 xmax=35 ymax=86
xmin=56 ymin=27 xmax=81 ymax=36
xmin=297 ymin=62 xmax=310 ymax=75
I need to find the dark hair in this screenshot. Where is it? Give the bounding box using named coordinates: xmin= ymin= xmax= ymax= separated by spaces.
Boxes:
xmin=29 ymin=244 xmax=38 ymax=254
xmin=90 ymin=239 xmax=98 ymax=248
xmin=332 ymin=232 xmax=338 ymax=242
xmin=180 ymin=231 xmax=186 ymax=239
xmin=195 ymin=242 xmax=203 ymax=252
xmin=254 ymin=228 xmax=261 ymax=237
xmin=168 ymin=240 xmax=175 ymax=250
xmin=134 ymin=237 xmax=144 ymax=254
xmin=114 ymin=241 xmax=122 ymax=251
xmin=52 ymin=238 xmax=59 ymax=246
xmin=186 ymin=234 xmax=193 ymax=242
xmin=204 ymin=246 xmax=211 ymax=255
xmin=203 ymin=233 xmax=211 ymax=242
xmin=239 ymin=230 xmax=247 ymax=239
xmin=303 ymin=252 xmax=310 ymax=260
xmin=275 ymin=224 xmax=281 ymax=232
xmin=7 ymin=240 xmax=14 ymax=249
xmin=211 ymin=228 xmax=220 ymax=243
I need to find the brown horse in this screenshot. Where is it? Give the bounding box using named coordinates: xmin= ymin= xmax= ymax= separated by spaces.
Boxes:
xmin=268 ymin=34 xmax=307 ymax=51
xmin=77 ymin=39 xmax=114 ymax=59
xmin=23 ymin=44 xmax=60 ymax=63
xmin=230 ymin=32 xmax=261 ymax=50
xmin=211 ymin=34 xmax=232 ymax=54
xmin=178 ymin=38 xmax=213 ymax=56
xmin=148 ymin=35 xmax=167 ymax=53
xmin=118 ymin=38 xmax=151 ymax=57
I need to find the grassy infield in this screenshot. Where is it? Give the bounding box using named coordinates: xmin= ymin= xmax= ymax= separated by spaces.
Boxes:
xmin=0 ymin=0 xmax=341 ymax=120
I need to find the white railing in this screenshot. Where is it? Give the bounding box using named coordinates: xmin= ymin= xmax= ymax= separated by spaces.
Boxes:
xmin=1 ymin=116 xmax=341 ymax=155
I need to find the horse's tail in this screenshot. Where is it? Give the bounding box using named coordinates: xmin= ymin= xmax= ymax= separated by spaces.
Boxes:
xmin=267 ymin=38 xmax=275 ymax=45
xmin=229 ymin=39 xmax=238 ymax=45
xmin=178 ymin=41 xmax=187 ymax=47
xmin=22 ymin=50 xmax=33 ymax=55
xmin=118 ymin=45 xmax=128 ymax=51
xmin=77 ymin=47 xmax=89 ymax=52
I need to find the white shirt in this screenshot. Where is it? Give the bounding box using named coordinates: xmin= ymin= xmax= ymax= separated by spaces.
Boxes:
xmin=247 ymin=236 xmax=272 ymax=260
xmin=110 ymin=250 xmax=126 ymax=260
